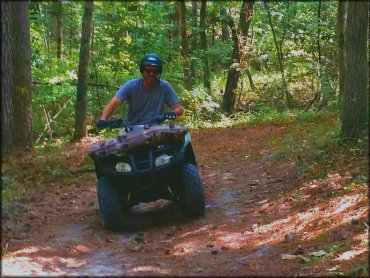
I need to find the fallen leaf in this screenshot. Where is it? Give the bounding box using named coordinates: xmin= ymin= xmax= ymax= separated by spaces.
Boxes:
xmin=327 ymin=265 xmax=339 ymax=272
xmin=66 ymin=261 xmax=85 ymax=268
xmin=281 ymin=254 xmax=297 ymax=260
xmin=297 ymin=255 xmax=311 ymax=263
xmin=195 ymin=267 xmax=203 ymax=273
xmin=281 ymin=254 xmax=310 ymax=263
xmin=309 ymin=250 xmax=329 ymax=257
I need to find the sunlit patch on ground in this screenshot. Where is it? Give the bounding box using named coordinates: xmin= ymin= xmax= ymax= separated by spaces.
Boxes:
xmin=2 ymin=246 xmax=70 ymax=276
xmin=334 ymin=248 xmax=368 ymax=261
xmin=173 ymin=240 xmax=201 ymax=256
xmin=126 ymin=265 xmax=171 ymax=275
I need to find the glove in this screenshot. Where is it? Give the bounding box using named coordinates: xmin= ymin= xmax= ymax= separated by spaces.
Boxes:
xmin=163 ymin=111 xmax=177 ymax=120
xmin=96 ymin=119 xmax=108 ymax=129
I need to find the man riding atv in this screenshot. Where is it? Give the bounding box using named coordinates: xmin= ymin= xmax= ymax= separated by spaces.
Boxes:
xmin=96 ymin=53 xmax=183 ymax=128
xmin=91 ymin=54 xmax=205 ymax=231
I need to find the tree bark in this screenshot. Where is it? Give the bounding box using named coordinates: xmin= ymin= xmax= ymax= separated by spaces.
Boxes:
xmin=190 ymin=0 xmax=198 ymax=85
xmin=191 ymin=1 xmax=198 ymax=51
xmin=220 ymin=8 xmax=230 ymax=40
xmin=74 ymin=1 xmax=93 ymax=140
xmin=264 ymin=0 xmax=293 ymax=109
xmin=200 ymin=0 xmax=211 ymax=91
xmin=10 ymin=1 xmax=33 ymax=149
xmin=55 ymin=1 xmax=62 ymax=59
xmin=1 ymin=1 xmax=15 ymax=154
xmin=341 ymin=1 xmax=368 ymax=139
xmin=336 ymin=0 xmax=347 ymax=101
xmin=222 ymin=0 xmax=254 ymax=113
xmin=178 ymin=1 xmax=191 ymax=91
xmin=317 ymin=0 xmax=322 ymax=65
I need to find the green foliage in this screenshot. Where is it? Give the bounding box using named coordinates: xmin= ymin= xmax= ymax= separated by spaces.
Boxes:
xmin=29 ymin=1 xmax=342 ymax=144
xmin=349 ymin=264 xmax=368 ymax=276
xmin=270 ymin=112 xmax=341 ymax=171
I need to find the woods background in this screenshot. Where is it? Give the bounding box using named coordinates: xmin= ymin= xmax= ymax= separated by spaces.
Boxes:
xmin=1 ymin=0 xmax=368 ymax=153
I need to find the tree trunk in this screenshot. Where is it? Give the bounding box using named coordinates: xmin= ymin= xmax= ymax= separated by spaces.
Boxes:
xmin=222 ymin=0 xmax=254 ymax=113
xmin=1 ymin=1 xmax=15 ymax=154
xmin=55 ymin=1 xmax=62 ymax=59
xmin=220 ymin=8 xmax=230 ymax=40
xmin=74 ymin=1 xmax=93 ymax=140
xmin=191 ymin=1 xmax=198 ymax=51
xmin=200 ymin=0 xmax=211 ymax=91
xmin=178 ymin=1 xmax=191 ymax=91
xmin=190 ymin=0 xmax=198 ymax=85
xmin=336 ymin=0 xmax=347 ymax=101
xmin=341 ymin=1 xmax=368 ymax=139
xmin=10 ymin=1 xmax=33 ymax=149
xmin=317 ymin=0 xmax=322 ymax=65
xmin=264 ymin=0 xmax=293 ymax=109
xmin=36 ymin=2 xmax=49 ymax=50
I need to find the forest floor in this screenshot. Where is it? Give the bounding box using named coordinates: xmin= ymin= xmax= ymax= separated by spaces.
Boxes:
xmin=1 ymin=122 xmax=369 ymax=276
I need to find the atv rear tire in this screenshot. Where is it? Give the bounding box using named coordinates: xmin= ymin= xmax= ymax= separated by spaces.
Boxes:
xmin=180 ymin=163 xmax=205 ymax=217
xmin=97 ymin=176 xmax=123 ymax=231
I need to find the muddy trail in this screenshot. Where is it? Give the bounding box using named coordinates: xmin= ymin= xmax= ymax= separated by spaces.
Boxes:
xmin=2 ymin=124 xmax=368 ymax=276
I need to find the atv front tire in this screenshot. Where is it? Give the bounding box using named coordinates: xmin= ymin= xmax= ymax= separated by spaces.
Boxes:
xmin=97 ymin=176 xmax=123 ymax=231
xmin=180 ymin=163 xmax=205 ymax=217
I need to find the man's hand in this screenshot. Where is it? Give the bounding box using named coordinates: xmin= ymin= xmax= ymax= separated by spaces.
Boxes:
xmin=163 ymin=111 xmax=177 ymax=120
xmin=96 ymin=119 xmax=108 ymax=129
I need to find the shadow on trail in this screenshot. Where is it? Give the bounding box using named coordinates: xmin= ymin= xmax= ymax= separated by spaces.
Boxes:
xmin=120 ymin=200 xmax=188 ymax=232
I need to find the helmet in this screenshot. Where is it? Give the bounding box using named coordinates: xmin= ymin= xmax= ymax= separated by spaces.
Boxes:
xmin=139 ymin=53 xmax=162 ymax=74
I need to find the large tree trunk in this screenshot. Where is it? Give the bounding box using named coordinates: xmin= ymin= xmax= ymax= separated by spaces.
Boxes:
xmin=10 ymin=1 xmax=33 ymax=149
xmin=200 ymin=1 xmax=210 ymax=91
xmin=1 ymin=1 xmax=15 ymax=154
xmin=222 ymin=0 xmax=254 ymax=113
xmin=341 ymin=1 xmax=368 ymax=139
xmin=178 ymin=1 xmax=191 ymax=91
xmin=336 ymin=0 xmax=347 ymax=101
xmin=74 ymin=1 xmax=93 ymax=140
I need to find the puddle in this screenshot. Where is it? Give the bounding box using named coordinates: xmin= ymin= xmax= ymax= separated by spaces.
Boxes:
xmin=60 ymin=250 xmax=127 ymax=276
xmin=57 ymin=223 xmax=85 ymax=243
xmin=206 ymin=188 xmax=243 ymax=220
xmin=117 ymin=233 xmax=138 ymax=244
xmin=233 ymin=246 xmax=272 ymax=269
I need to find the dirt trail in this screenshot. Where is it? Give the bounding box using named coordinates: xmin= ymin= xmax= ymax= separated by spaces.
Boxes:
xmin=1 ymin=125 xmax=368 ymax=276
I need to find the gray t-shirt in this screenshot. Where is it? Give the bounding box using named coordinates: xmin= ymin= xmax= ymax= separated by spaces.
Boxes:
xmin=115 ymin=77 xmax=180 ymax=124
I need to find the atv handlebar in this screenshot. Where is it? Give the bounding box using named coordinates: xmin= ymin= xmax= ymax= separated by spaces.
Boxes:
xmin=96 ymin=115 xmax=168 ymax=131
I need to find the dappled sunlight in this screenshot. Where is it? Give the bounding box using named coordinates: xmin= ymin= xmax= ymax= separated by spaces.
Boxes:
xmin=329 ymin=195 xmax=362 ymax=215
xmin=334 ymin=248 xmax=368 ymax=261
xmin=214 ymin=231 xmax=245 ymax=249
xmin=211 ymin=193 xmax=367 ymax=251
xmin=353 ymin=231 xmax=369 ymax=244
xmin=2 ymin=247 xmax=68 ymax=276
xmin=172 ymin=240 xmax=201 ymax=256
xmin=126 ymin=265 xmax=171 ymax=275
xmin=7 ymin=246 xmax=42 ymax=256
xmin=178 ymin=224 xmax=214 ymax=238
xmin=2 ymin=244 xmax=92 ymax=276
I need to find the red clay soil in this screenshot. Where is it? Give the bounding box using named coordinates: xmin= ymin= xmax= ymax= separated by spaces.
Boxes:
xmin=1 ymin=124 xmax=368 ymax=276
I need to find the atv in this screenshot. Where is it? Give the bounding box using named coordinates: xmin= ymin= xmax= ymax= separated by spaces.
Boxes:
xmin=88 ymin=116 xmax=205 ymax=231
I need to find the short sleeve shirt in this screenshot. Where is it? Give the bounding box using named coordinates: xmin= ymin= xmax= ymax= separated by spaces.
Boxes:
xmin=115 ymin=78 xmax=180 ymax=124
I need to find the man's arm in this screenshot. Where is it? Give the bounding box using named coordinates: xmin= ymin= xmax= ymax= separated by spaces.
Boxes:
xmin=170 ymin=102 xmax=184 ymax=117
xmin=100 ymin=96 xmax=122 ymax=120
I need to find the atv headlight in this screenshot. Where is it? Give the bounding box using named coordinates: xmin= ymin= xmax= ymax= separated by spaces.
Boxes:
xmin=115 ymin=162 xmax=131 ymax=172
xmin=155 ymin=154 xmax=172 ymax=167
